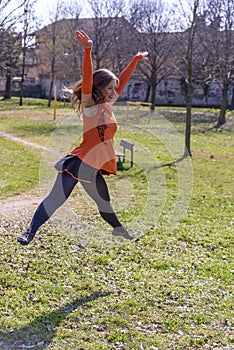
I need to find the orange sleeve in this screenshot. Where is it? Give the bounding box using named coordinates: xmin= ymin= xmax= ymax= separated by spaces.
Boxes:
xmin=116 ymin=55 xmax=141 ymax=95
xmin=82 ymin=48 xmax=93 ymax=94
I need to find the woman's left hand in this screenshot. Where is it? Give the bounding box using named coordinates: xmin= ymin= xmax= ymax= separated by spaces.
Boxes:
xmin=136 ymin=51 xmax=149 ymax=60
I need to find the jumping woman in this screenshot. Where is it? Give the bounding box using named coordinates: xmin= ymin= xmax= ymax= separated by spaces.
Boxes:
xmin=18 ymin=29 xmax=148 ymax=245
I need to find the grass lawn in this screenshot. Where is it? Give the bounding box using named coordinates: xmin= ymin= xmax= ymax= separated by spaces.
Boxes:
xmin=0 ymin=136 xmax=41 ymax=198
xmin=0 ymin=98 xmax=233 ymax=349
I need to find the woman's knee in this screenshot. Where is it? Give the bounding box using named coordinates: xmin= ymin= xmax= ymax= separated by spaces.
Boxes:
xmin=81 ymin=182 xmax=112 ymax=212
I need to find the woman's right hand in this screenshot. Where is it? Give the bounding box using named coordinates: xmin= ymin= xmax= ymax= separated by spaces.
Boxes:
xmin=135 ymin=51 xmax=149 ymax=61
xmin=76 ymin=30 xmax=93 ymax=49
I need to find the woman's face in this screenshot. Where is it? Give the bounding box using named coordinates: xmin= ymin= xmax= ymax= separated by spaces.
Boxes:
xmin=102 ymin=79 xmax=117 ymax=102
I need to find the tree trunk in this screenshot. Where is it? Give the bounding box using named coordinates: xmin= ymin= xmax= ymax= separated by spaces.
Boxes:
xmin=48 ymin=33 xmax=56 ymax=108
xmin=150 ymin=82 xmax=156 ymax=111
xmin=185 ymin=85 xmax=192 ymax=157
xmin=48 ymin=80 xmax=54 ymax=107
xmin=145 ymin=84 xmax=151 ymax=103
xmin=185 ymin=49 xmax=193 ymax=157
xmin=229 ymin=85 xmax=234 ymax=111
xmin=19 ymin=73 xmax=25 ymax=106
xmin=19 ymin=12 xmax=27 ymax=107
xmin=218 ymin=83 xmax=228 ymax=126
xmin=4 ymin=73 xmax=11 ymax=99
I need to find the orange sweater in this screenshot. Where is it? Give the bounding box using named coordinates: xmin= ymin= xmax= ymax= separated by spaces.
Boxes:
xmin=70 ymin=49 xmax=142 ymax=174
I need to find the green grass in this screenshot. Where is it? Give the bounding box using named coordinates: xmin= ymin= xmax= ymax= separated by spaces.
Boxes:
xmin=0 ymin=96 xmax=70 ymax=110
xmin=0 ymin=137 xmax=41 ymax=198
xmin=0 ymin=98 xmax=233 ymax=349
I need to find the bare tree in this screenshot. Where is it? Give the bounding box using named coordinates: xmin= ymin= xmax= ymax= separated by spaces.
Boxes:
xmin=207 ymin=0 xmax=234 ymax=126
xmin=46 ymin=1 xmax=64 ymax=107
xmin=86 ymin=0 xmax=127 ymax=71
xmin=127 ymin=0 xmax=175 ymax=109
xmin=55 ymin=1 xmax=83 ymax=84
xmin=19 ymin=0 xmax=37 ymax=106
xmin=172 ymin=0 xmax=211 ymax=156
xmin=0 ymin=0 xmax=25 ymax=99
xmin=35 ymin=0 xmax=73 ymax=107
xmin=0 ymin=0 xmax=24 ymax=28
xmin=0 ymin=29 xmax=22 ymax=99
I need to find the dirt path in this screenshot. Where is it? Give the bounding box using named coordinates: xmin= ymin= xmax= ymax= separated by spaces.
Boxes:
xmin=0 ymin=131 xmax=44 ymax=218
xmin=0 ymin=130 xmax=47 ymax=151
xmin=0 ymin=191 xmax=41 ymax=217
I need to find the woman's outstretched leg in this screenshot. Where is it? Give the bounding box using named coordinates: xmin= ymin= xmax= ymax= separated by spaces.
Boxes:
xmin=18 ymin=172 xmax=78 ymax=245
xmin=80 ymin=172 xmax=133 ymax=239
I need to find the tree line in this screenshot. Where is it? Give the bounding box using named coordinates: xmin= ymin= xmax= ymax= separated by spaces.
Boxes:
xmin=1 ymin=0 xmax=234 ymax=155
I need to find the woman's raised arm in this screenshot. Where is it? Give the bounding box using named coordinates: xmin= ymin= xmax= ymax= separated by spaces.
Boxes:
xmin=76 ymin=30 xmax=93 ymax=99
xmin=116 ymin=52 xmax=148 ymax=95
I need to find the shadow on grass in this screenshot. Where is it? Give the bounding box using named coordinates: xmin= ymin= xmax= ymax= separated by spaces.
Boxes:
xmin=117 ymin=161 xmax=133 ymax=171
xmin=160 ymin=110 xmax=218 ymax=125
xmin=153 ymin=153 xmax=190 ymax=169
xmin=0 ymin=290 xmax=111 ymax=349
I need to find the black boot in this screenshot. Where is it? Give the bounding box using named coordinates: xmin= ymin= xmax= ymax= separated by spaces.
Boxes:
xmin=17 ymin=230 xmax=36 ymax=245
xmin=112 ymin=226 xmax=134 ymax=240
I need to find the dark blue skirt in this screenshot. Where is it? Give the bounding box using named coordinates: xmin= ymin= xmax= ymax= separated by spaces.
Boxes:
xmin=54 ymin=155 xmax=99 ymax=183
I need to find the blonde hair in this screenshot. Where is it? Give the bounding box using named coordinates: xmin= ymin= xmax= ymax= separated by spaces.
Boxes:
xmin=70 ymin=68 xmax=119 ymax=113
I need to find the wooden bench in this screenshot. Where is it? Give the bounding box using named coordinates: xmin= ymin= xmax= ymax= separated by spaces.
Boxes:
xmin=115 ymin=139 xmax=134 ymax=167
